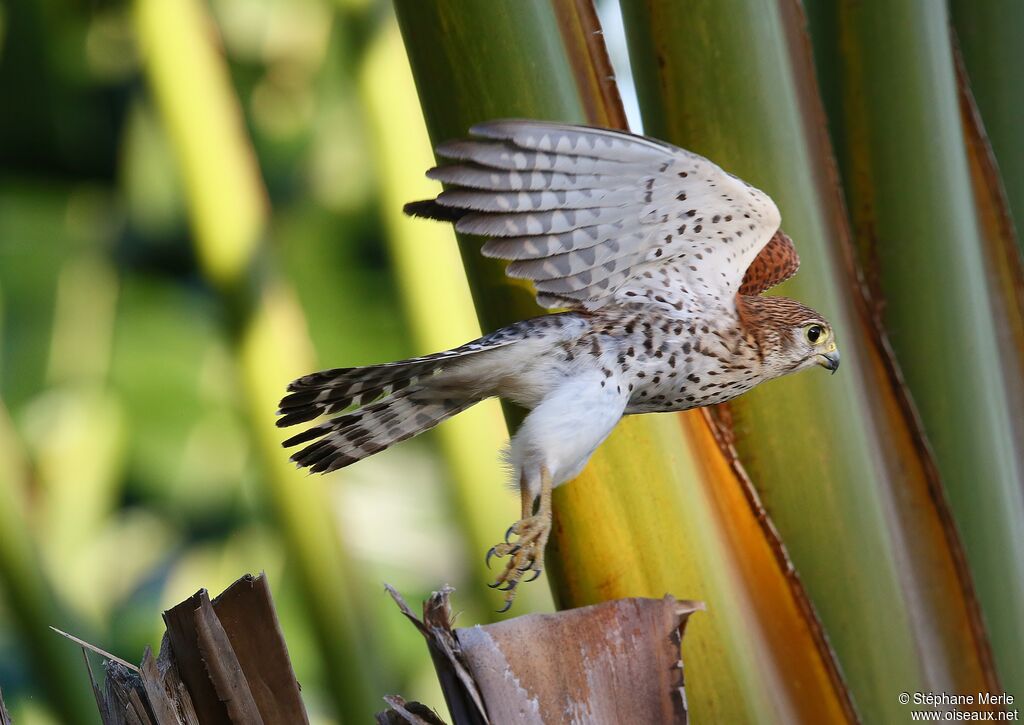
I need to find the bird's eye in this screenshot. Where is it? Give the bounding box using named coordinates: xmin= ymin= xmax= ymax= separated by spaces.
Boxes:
xmin=805 ymin=324 xmax=825 ymax=344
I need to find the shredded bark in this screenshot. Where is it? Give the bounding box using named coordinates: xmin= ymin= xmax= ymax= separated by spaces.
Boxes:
xmin=376 ymin=695 xmax=448 ymax=725
xmin=56 ymin=572 xmax=309 ymax=724
xmin=387 ymin=585 xmax=702 ymax=725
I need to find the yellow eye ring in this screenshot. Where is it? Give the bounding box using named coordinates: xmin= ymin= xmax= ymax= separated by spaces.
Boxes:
xmin=805 ymin=324 xmax=826 ymax=345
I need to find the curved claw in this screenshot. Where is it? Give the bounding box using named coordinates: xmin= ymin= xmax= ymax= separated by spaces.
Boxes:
xmin=496 ymin=599 xmax=513 ymax=614
xmin=523 ymin=567 xmax=542 ymax=583
xmin=497 ymin=579 xmax=517 ymax=592
xmin=487 ymin=578 xmax=503 ymax=589
xmin=504 ymin=524 xmax=516 ymax=543
xmin=485 ymin=546 xmax=497 ymax=569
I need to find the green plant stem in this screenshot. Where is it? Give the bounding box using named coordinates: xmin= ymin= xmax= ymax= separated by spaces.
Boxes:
xmin=0 ymin=404 xmax=95 ymax=724
xmin=133 ymin=0 xmax=380 ymax=718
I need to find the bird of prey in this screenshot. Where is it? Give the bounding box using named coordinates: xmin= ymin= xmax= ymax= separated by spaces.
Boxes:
xmin=278 ymin=120 xmax=840 ymax=610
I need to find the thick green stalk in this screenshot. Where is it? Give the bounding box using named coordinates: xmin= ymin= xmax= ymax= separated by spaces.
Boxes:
xmin=622 ymin=0 xmax=1000 ymax=718
xmin=949 ymin=0 xmax=1024 ymax=251
xmin=394 ymin=2 xmax=584 ymax=327
xmin=132 ymin=0 xmax=379 ymax=718
xmin=358 ymin=20 xmax=553 ymax=617
xmin=806 ymin=0 xmax=1024 ymax=695
xmin=393 ymin=2 xmax=855 ymax=721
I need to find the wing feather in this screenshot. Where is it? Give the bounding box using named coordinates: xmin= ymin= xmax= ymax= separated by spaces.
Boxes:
xmin=480 ymin=223 xmax=630 ymax=260
xmin=505 ymin=230 xmax=649 ymax=280
xmin=414 ymin=120 xmax=785 ymax=312
xmin=455 ymin=205 xmax=637 ymax=237
xmin=427 ymin=164 xmax=633 ymax=192
xmin=470 ymin=119 xmax=671 ymax=162
xmin=434 ymin=139 xmax=649 ymax=175
xmin=436 ymin=186 xmax=641 ymax=213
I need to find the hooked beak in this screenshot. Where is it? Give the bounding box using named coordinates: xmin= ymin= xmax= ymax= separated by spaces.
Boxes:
xmin=818 ymin=349 xmax=841 ymax=375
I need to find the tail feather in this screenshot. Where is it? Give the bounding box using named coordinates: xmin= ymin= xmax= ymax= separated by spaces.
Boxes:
xmin=278 ymin=323 xmax=539 ymax=427
xmin=279 ymin=314 xmax=582 ymax=472
xmin=283 ymin=388 xmax=478 ymax=474
xmin=277 ymin=365 xmax=429 ymax=427
xmin=278 ymin=343 xmax=501 ymax=473
xmin=285 ymin=357 xmax=440 ymax=393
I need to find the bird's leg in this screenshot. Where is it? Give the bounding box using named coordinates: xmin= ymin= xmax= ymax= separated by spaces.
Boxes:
xmin=486 ymin=466 xmax=553 ymax=612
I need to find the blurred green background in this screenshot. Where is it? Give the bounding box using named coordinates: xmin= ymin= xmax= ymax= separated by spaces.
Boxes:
xmin=0 ymin=0 xmax=548 ymax=721
xmin=4 ymin=0 xmax=1024 ymax=722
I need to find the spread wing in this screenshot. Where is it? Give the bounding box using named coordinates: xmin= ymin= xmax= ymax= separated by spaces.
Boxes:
xmin=406 ymin=120 xmax=783 ymax=313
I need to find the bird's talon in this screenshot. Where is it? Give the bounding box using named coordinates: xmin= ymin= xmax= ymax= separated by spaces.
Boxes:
xmin=486 ymin=494 xmax=552 ymax=612
xmin=485 ymin=547 xmax=497 ymax=569
xmin=496 ymin=600 xmax=513 ymax=614
xmin=524 ymin=568 xmax=542 ymax=583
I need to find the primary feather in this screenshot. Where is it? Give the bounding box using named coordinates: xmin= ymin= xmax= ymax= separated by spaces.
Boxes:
xmin=411 ymin=120 xmax=783 ymax=312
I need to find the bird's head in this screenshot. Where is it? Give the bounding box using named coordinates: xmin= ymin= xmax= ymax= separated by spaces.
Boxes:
xmin=738 ymin=295 xmax=840 ymax=379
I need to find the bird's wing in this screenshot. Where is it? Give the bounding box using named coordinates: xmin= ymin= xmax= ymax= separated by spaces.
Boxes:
xmin=407 ymin=120 xmax=783 ymax=313
xmin=738 ymin=231 xmax=800 ymax=295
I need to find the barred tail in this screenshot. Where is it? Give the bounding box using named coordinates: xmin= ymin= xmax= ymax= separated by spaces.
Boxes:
xmin=277 ymin=358 xmax=451 ymax=428
xmin=277 ymin=328 xmax=524 ymax=473
xmin=278 ymin=314 xmax=582 ymax=473
xmin=281 ymin=387 xmax=479 ymax=474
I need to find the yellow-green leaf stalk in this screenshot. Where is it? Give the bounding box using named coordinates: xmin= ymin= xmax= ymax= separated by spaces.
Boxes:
xmin=806 ymin=0 xmax=1024 ymax=696
xmin=358 ymin=20 xmax=553 ymax=618
xmin=622 ymin=0 xmax=999 ymax=718
xmin=394 ymin=1 xmax=855 ymax=721
xmin=133 ymin=0 xmax=380 ymax=718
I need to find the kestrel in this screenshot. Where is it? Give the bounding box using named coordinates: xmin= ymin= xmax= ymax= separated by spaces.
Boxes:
xmin=278 ymin=121 xmax=839 ymax=610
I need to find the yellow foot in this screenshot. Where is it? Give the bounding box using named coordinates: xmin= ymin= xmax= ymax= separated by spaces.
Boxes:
xmin=486 ymin=514 xmax=551 ymax=612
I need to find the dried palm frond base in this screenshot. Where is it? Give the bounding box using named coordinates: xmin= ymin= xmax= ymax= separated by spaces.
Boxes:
xmin=57 ymin=573 xmax=309 ymax=724
xmin=42 ymin=572 xmax=701 ymax=725
xmin=382 ymin=585 xmax=703 ymax=725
